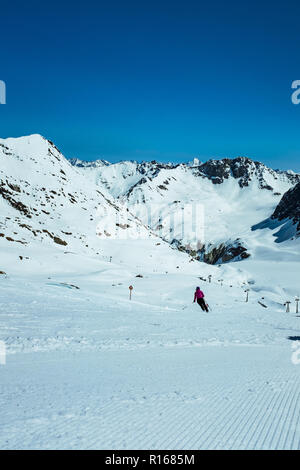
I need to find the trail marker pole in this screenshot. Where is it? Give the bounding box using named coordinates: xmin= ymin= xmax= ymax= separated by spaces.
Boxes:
xmin=245 ymin=289 xmax=250 ymax=302
xmin=129 ymin=285 xmax=133 ymax=300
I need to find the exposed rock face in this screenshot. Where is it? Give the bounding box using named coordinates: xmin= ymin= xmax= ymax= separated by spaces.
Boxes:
xmin=202 ymin=240 xmax=250 ymax=265
xmin=69 ymin=158 xmax=110 ymax=168
xmin=171 ymin=238 xmax=250 ymax=265
xmin=71 ymin=153 xmax=300 ymax=261
xmin=0 ymin=181 xmax=32 ymax=218
xmin=71 ymin=154 xmax=300 ymax=192
xmin=194 ymin=157 xmax=300 ymax=188
xmin=0 ymin=134 xmax=155 ymax=253
xmin=271 ymin=182 xmax=300 ymax=234
xmin=5 ymin=138 xmax=297 ymax=265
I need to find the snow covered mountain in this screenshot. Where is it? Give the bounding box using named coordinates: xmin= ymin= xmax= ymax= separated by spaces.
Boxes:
xmin=71 ymin=155 xmax=300 ymax=263
xmin=271 ymin=182 xmax=300 ymax=235
xmin=1 ymin=134 xmax=299 ymax=267
xmin=69 ymin=157 xmax=110 ymax=168
xmin=252 ymin=181 xmax=300 ymax=242
xmin=1 ymin=135 xmax=300 ymax=450
xmin=0 ymin=135 xmax=161 ymax=259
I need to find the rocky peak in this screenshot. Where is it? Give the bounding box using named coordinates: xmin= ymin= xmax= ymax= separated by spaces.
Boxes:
xmin=192 ymin=157 xmax=300 ymax=189
xmin=69 ymin=158 xmax=110 ymax=168
xmin=271 ymin=182 xmax=300 ymax=234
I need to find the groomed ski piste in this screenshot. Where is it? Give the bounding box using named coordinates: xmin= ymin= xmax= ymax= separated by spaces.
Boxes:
xmin=0 ymin=237 xmax=300 ymax=450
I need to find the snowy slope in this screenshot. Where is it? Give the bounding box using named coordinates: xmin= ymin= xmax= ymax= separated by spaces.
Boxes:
xmin=1 ymin=135 xmax=300 ymax=450
xmin=71 ymin=156 xmax=300 ymax=263
xmin=272 ymin=181 xmax=300 ymax=233
xmin=0 ymin=135 xmax=165 ymax=258
xmin=0 ymin=238 xmax=300 ymax=450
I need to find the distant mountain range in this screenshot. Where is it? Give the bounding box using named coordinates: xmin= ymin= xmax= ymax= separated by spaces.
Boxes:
xmin=0 ymin=134 xmax=299 ymax=265
xmin=71 ymin=153 xmax=300 ymax=263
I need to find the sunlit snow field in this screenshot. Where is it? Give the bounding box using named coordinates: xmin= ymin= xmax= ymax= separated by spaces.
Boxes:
xmin=0 ymin=239 xmax=300 ymax=449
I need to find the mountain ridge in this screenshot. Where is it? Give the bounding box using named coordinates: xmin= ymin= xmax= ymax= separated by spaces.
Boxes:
xmin=1 ymin=134 xmax=300 ymax=266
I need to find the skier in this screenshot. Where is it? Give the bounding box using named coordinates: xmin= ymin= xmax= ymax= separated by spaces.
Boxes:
xmin=193 ymin=286 xmax=209 ymax=312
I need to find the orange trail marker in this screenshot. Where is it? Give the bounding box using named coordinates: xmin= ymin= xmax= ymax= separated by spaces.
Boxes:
xmin=129 ymin=285 xmax=133 ymax=300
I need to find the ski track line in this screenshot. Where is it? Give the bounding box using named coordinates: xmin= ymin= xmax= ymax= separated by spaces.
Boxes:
xmin=131 ymin=400 xmax=184 ymax=449
xmin=261 ymin=377 xmax=300 ymax=450
xmin=1 ymin=403 xmax=115 ymax=450
xmin=0 ymin=393 xmax=119 ymax=448
xmin=2 ymin=388 xmax=232 ymax=449
xmin=284 ymin=382 xmax=300 ymax=449
xmin=243 ymin=378 xmax=287 ymax=449
xmin=209 ymin=379 xmax=268 ymax=450
xmin=157 ymin=389 xmax=217 ymax=449
xmin=276 ymin=380 xmax=300 ymax=449
xmin=125 ymin=400 xmax=183 ymax=450
xmin=169 ymin=388 xmax=219 ymax=449
xmin=290 ymin=389 xmax=300 ymax=450
xmin=251 ymin=378 xmax=293 ymax=450
xmin=252 ymin=376 xmax=299 ymax=450
xmin=84 ymin=400 xmax=177 ymax=450
xmin=100 ymin=401 xmax=164 ymax=448
xmin=223 ymin=376 xmax=282 ymax=450
xmin=259 ymin=378 xmax=294 ymax=449
xmin=194 ymin=380 xmax=254 ymax=449
xmin=236 ymin=377 xmax=281 ymax=450
xmin=241 ymin=374 xmax=298 ymax=450
xmin=2 ymin=376 xmax=300 ymax=449
xmin=134 ymin=389 xmax=224 ymax=450
xmin=291 ymin=386 xmax=300 ymax=450
xmin=207 ymin=385 xmax=257 ymax=449
xmin=110 ymin=393 xmax=205 ymax=450
xmin=200 ymin=389 xmax=249 ymax=449
xmin=1 ymin=396 xmax=183 ymax=449
xmin=181 ymin=384 xmax=236 ymax=449
xmin=178 ymin=385 xmax=229 ymax=449
xmin=225 ymin=377 xmax=277 ymax=450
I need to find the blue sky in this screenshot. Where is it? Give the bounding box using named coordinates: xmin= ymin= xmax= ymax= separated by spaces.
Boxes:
xmin=1 ymin=0 xmax=300 ymax=170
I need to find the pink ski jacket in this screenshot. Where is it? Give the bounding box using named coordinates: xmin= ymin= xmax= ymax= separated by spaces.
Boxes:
xmin=194 ymin=289 xmax=204 ymax=301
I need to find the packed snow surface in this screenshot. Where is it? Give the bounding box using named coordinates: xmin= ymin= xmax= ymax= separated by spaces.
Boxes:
xmin=0 ymin=239 xmax=300 ymax=450
xmin=0 ymin=135 xmax=300 ymax=449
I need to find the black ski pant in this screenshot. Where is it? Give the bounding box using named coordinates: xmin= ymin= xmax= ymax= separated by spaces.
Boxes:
xmin=197 ymin=298 xmax=208 ymax=312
